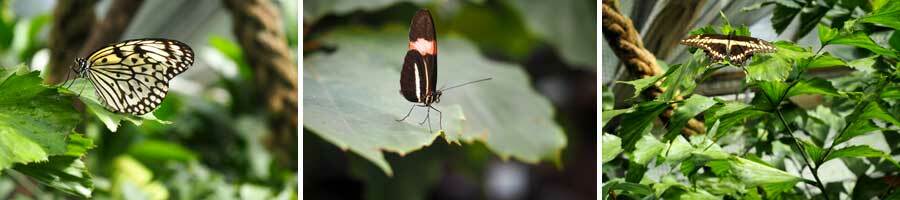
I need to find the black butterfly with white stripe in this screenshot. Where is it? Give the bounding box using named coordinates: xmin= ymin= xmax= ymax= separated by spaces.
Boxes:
xmin=397 ymin=9 xmax=490 ymax=133
xmin=679 ymin=34 xmax=776 ymax=65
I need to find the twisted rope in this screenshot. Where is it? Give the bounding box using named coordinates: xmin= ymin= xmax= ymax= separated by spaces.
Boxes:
xmin=602 ymin=0 xmax=705 ymax=135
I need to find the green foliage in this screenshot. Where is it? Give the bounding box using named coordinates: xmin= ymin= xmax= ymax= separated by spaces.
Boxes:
xmin=604 ymin=3 xmax=900 ymax=199
xmin=0 ymin=67 xmax=76 ymax=170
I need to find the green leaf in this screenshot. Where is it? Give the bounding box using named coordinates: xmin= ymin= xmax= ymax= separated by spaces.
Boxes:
xmin=601 ymin=107 xmax=632 ymax=128
xmin=830 ymin=32 xmax=899 ymax=59
xmin=662 ymin=136 xmax=692 ymax=162
xmin=617 ymin=101 xmax=669 ymax=151
xmin=890 ymin=31 xmax=900 ymax=51
xmin=834 ymin=120 xmax=880 ymax=145
xmin=716 ymin=157 xmax=800 ymax=186
xmin=859 ymin=0 xmax=900 ymax=30
xmin=859 ymin=102 xmax=900 ymax=127
xmin=62 ymin=78 xmax=170 ymax=132
xmin=786 ymin=77 xmax=842 ymax=97
xmin=659 ymin=53 xmax=705 ymax=101
xmin=618 ymin=73 xmax=664 ymax=100
xmin=0 ymin=68 xmax=78 ymax=171
xmin=818 ymin=23 xmax=839 ymax=45
xmin=746 ymin=42 xmax=803 ymax=82
xmin=630 ymin=134 xmax=664 ymax=165
xmin=602 ymin=178 xmax=653 ymax=199
xmin=884 ymin=84 xmax=900 ymax=99
xmin=601 ymin=133 xmax=622 ymax=163
xmin=13 ymin=134 xmax=95 ymax=198
xmin=663 ymin=95 xmax=716 ymax=141
xmin=806 ymin=52 xmax=847 ymax=69
xmin=824 ymin=145 xmax=886 ymax=162
xmin=705 ymin=102 xmax=767 ymax=138
xmin=506 ymin=0 xmax=597 ymax=68
xmin=303 ymin=26 xmax=566 ymax=175
xmin=757 ymin=81 xmax=790 ymax=106
xmin=799 ymin=139 xmax=825 ymax=162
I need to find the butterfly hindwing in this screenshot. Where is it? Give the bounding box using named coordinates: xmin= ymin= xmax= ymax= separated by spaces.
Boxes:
xmin=400 ymin=50 xmax=424 ymax=103
xmin=82 ymin=38 xmax=194 ymax=115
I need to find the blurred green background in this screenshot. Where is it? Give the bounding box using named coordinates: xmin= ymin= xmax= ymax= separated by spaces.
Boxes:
xmin=0 ymin=0 xmax=297 ymax=199
xmin=304 ymin=0 xmax=596 ymax=199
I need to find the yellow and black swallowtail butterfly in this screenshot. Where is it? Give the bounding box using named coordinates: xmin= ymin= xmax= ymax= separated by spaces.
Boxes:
xmin=679 ymin=34 xmax=776 ymax=65
xmin=72 ymin=38 xmax=194 ymax=115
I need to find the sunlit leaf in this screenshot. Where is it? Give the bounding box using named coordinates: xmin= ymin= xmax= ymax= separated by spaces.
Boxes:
xmin=859 ymin=0 xmax=900 ymax=30
xmin=601 ymin=133 xmax=622 ymax=163
xmin=0 ymin=67 xmax=76 ymax=171
xmin=631 ymin=134 xmax=663 ymax=165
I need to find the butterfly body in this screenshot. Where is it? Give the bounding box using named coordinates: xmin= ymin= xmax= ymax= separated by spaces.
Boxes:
xmin=73 ymin=38 xmax=194 ymax=115
xmin=679 ymin=34 xmax=776 ymax=65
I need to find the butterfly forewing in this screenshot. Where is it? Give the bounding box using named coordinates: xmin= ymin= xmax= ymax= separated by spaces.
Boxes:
xmin=404 ymin=9 xmax=438 ymax=105
xmin=83 ymin=38 xmax=194 ymax=115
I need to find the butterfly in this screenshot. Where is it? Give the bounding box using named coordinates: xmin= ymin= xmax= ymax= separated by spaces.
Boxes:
xmin=396 ymin=9 xmax=490 ymax=132
xmin=679 ymin=34 xmax=776 ymax=65
xmin=70 ymin=38 xmax=194 ymax=115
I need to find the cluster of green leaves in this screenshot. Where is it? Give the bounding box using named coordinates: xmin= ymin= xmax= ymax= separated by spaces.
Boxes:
xmin=0 ymin=37 xmax=295 ymax=200
xmin=603 ymin=1 xmax=900 ymax=199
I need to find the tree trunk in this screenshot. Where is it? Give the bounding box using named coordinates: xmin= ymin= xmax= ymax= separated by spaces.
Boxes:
xmin=46 ymin=0 xmax=97 ymax=84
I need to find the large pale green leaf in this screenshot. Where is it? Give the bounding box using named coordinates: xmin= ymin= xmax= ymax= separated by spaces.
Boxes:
xmin=505 ymin=0 xmax=597 ymax=68
xmin=0 ymin=67 xmax=77 ymax=171
xmin=303 ymin=26 xmax=565 ymax=175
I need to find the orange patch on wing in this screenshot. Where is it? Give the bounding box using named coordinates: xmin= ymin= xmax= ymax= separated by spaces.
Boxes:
xmin=408 ymin=38 xmax=436 ymax=56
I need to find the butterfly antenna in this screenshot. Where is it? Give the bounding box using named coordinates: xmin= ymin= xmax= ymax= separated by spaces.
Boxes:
xmin=439 ymin=77 xmax=492 ymax=92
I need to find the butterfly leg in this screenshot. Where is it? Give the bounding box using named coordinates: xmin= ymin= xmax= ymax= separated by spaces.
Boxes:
xmin=396 ymin=104 xmax=417 ymax=122
xmin=430 ymin=106 xmax=442 ymax=131
xmin=422 ymin=107 xmax=432 ymax=133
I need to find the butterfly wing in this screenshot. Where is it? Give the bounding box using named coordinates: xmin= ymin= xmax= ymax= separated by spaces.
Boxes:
xmin=408 ymin=9 xmax=438 ymax=104
xmin=400 ymin=50 xmax=426 ymax=103
xmin=728 ymin=35 xmax=777 ymax=65
xmin=85 ymin=39 xmax=194 ymax=115
xmin=680 ymin=34 xmax=729 ymax=63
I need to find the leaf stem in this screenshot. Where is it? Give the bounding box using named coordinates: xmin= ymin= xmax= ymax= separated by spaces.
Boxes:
xmin=776 ymin=108 xmax=829 ymax=200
